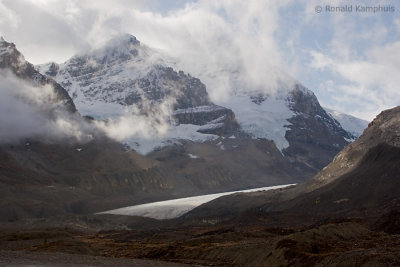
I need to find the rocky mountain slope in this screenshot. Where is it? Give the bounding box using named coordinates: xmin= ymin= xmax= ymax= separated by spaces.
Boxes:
xmin=183 ymin=106 xmax=400 ymax=222
xmin=311 ymin=106 xmax=400 ymax=187
xmin=283 ymin=85 xmax=354 ymax=170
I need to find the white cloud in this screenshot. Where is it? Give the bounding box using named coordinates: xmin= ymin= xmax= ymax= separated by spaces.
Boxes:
xmin=1 ymin=0 xmax=296 ymax=101
xmin=310 ymin=43 xmax=400 ymax=120
xmin=306 ymin=1 xmax=400 ymax=121
xmin=1 ymin=0 xmax=398 ymax=121
xmin=94 ymin=97 xmax=174 ymax=142
xmin=0 ymin=68 xmax=181 ymax=148
xmin=0 ymin=70 xmax=93 ymax=143
xmin=0 ymin=0 xmax=19 ymax=29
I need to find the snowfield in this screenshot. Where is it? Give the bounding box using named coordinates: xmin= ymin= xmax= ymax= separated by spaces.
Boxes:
xmin=124 ymin=123 xmax=218 ymax=154
xmin=324 ymin=107 xmax=369 ymax=138
xmin=98 ymin=184 xmax=295 ymax=220
xmin=219 ymin=92 xmax=294 ymax=151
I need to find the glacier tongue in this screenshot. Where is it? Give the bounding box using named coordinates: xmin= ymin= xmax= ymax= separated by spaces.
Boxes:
xmin=98 ymin=184 xmax=295 ymax=220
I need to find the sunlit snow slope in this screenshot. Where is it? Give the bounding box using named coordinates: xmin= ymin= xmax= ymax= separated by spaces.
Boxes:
xmin=325 ymin=108 xmax=369 ymax=138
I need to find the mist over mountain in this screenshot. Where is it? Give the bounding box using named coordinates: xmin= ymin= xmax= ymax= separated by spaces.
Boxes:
xmin=37 ymin=34 xmax=239 ymax=154
xmin=36 ymin=34 xmax=360 ymax=173
xmin=0 ymin=37 xmax=95 ymax=144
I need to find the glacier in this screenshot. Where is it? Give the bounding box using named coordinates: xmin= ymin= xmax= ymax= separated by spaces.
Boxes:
xmin=98 ymin=184 xmax=295 ymax=220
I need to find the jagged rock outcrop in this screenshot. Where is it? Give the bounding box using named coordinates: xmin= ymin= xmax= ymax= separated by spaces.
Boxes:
xmin=173 ymin=105 xmax=239 ymax=135
xmin=283 ymin=85 xmax=354 ymax=170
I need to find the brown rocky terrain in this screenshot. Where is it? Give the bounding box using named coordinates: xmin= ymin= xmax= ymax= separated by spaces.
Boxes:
xmin=0 ymin=136 xmax=308 ymax=222
xmin=0 ymin=107 xmax=398 ymax=266
xmin=1 ymin=214 xmax=399 ymax=266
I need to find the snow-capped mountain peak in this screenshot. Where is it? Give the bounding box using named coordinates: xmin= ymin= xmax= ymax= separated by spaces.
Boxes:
xmin=89 ymin=34 xmax=142 ymax=64
xmin=36 ymin=34 xmax=238 ymax=154
xmin=35 ymin=34 xmax=355 ymax=168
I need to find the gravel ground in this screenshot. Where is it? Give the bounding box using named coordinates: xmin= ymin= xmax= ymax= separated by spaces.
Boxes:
xmin=0 ymin=250 xmax=193 ymax=267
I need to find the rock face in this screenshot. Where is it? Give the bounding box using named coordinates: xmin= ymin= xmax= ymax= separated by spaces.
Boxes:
xmin=0 ymin=38 xmax=178 ymax=221
xmin=283 ymin=85 xmax=354 ymax=170
xmin=223 ymin=84 xmax=356 ymax=171
xmin=34 ymin=34 xmax=366 ymax=189
xmin=173 ymin=105 xmax=238 ymax=135
xmin=0 ymin=37 xmax=76 ymax=112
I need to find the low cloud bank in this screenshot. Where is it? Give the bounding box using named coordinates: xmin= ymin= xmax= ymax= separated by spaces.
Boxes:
xmin=0 ymin=70 xmax=175 ymax=146
xmin=0 ymin=70 xmax=93 ymax=143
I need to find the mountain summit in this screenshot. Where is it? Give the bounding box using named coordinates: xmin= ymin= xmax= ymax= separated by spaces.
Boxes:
xmin=38 ymin=34 xmax=239 ymax=153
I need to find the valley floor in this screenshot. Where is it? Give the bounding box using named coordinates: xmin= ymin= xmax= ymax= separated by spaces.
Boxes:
xmin=0 ymin=250 xmax=190 ymax=267
xmin=1 ymin=215 xmax=399 ymax=266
